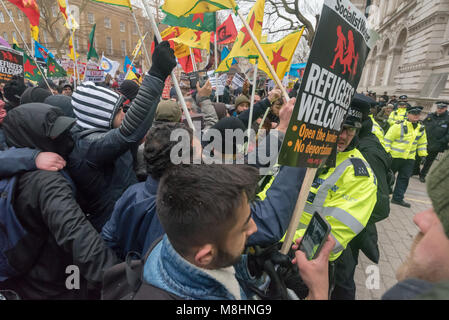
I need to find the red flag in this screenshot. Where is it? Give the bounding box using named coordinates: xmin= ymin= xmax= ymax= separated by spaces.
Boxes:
xmin=210 ymin=15 xmax=237 ymax=45
xmin=162 ymin=75 xmax=172 ymax=99
xmin=178 ymin=48 xmax=202 ymax=74
xmin=7 ymin=0 xmax=40 ymax=26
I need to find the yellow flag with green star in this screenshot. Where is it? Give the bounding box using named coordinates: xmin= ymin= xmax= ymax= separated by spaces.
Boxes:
xmin=173 ymin=29 xmax=211 ymax=51
xmin=216 ymin=0 xmax=265 ymax=73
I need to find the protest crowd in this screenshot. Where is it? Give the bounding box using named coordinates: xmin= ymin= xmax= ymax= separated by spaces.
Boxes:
xmin=0 ymin=0 xmax=449 ymax=302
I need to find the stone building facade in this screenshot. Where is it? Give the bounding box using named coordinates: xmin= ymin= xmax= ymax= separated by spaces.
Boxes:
xmin=358 ymin=0 xmax=449 ymax=111
xmin=0 ymin=0 xmax=151 ymax=70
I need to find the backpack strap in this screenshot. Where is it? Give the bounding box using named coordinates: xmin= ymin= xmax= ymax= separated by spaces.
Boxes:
xmin=122 ymin=236 xmax=165 ymax=298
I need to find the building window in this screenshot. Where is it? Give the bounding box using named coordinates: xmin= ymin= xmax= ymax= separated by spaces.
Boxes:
xmin=55 ymin=29 xmax=61 ymax=42
xmin=106 ymin=36 xmax=113 ymax=55
xmin=17 ymin=10 xmax=22 ymax=21
xmin=43 ymin=30 xmax=48 ymax=47
xmin=51 ymin=6 xmax=58 ymax=18
xmin=12 ymin=31 xmax=16 ymax=41
xmin=133 ymin=24 xmax=137 ymax=35
xmin=75 ymin=36 xmax=80 ymax=51
xmin=7 ymin=9 xmax=12 ymax=21
xmin=0 ymin=12 xmax=4 ymax=23
xmin=121 ymin=40 xmax=126 ymax=56
xmin=2 ymin=32 xmax=8 ymax=42
xmin=87 ymin=12 xmax=94 ymax=24
xmin=104 ymin=17 xmax=111 ymax=29
xmin=120 ymin=21 xmax=125 ymax=32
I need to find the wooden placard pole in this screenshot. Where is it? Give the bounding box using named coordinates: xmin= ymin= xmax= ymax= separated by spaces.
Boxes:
xmin=280 ymin=168 xmax=317 ymax=254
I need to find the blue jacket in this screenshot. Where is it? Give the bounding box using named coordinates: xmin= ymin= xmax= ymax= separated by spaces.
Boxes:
xmin=143 ymin=235 xmax=261 ymax=300
xmin=0 ymin=128 xmax=40 ymax=178
xmin=101 ymin=164 xmax=306 ymax=260
xmin=101 ymin=176 xmax=164 ymax=260
xmin=68 ymin=75 xmax=164 ymax=231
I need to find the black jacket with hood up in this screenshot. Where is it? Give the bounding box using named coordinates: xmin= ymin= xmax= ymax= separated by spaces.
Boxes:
xmin=0 ymin=103 xmax=118 ymax=299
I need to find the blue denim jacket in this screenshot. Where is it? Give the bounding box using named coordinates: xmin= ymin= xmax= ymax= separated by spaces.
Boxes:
xmin=143 ymin=235 xmax=258 ymax=300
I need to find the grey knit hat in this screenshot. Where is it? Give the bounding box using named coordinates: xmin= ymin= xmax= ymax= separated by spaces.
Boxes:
xmin=426 ymin=151 xmax=449 ymax=236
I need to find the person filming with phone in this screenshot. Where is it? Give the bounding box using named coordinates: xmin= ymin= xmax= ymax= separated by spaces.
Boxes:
xmin=288 ymin=94 xmax=378 ymax=299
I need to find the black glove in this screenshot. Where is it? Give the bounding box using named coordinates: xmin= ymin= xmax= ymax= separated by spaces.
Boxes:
xmin=149 ymin=41 xmax=176 ymax=81
xmin=420 ymin=156 xmax=427 ymax=165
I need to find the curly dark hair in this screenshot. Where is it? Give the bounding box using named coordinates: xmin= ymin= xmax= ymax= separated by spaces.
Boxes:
xmin=144 ymin=122 xmax=194 ymax=180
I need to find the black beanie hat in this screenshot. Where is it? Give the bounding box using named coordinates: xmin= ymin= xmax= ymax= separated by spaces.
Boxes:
xmin=20 ymin=87 xmax=52 ymax=105
xmin=119 ymin=80 xmax=140 ymax=101
xmin=4 ymin=76 xmax=26 ymax=105
xmin=206 ymin=117 xmax=247 ymax=155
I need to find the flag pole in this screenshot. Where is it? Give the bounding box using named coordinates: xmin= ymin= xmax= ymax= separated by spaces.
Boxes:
xmin=214 ymin=17 xmax=219 ymax=103
xmin=70 ymin=30 xmax=80 ymax=87
xmin=236 ymin=9 xmax=289 ymax=101
xmin=141 ymin=0 xmax=195 ymax=131
xmin=130 ymin=8 xmax=151 ymax=71
xmin=189 ymin=47 xmax=197 ymax=72
xmin=0 ymin=0 xmax=53 ymax=94
xmin=246 ymin=59 xmax=258 ymax=154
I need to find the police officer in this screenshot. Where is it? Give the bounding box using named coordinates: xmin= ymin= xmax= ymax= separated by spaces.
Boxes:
xmin=290 ymin=94 xmax=378 ymax=299
xmin=387 ymin=95 xmax=408 ymax=126
xmin=385 ymin=105 xmax=428 ymax=208
xmin=418 ymin=101 xmax=449 ymax=182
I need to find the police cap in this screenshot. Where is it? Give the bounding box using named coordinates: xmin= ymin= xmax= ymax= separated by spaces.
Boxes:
xmin=345 ymin=93 xmax=370 ymax=129
xmin=407 ymin=105 xmax=424 ymax=115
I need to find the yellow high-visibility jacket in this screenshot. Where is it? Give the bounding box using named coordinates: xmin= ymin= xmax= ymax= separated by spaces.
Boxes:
xmin=291 ymin=148 xmax=378 ymax=261
xmin=384 ymin=120 xmax=428 ymax=160
xmin=369 ymin=114 xmax=387 ymax=151
xmin=387 ymin=108 xmax=407 ymax=126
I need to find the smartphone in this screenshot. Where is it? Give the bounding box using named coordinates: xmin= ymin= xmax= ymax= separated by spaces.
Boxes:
xmin=189 ymin=72 xmax=199 ymax=89
xmin=299 ymin=212 xmax=332 ymax=260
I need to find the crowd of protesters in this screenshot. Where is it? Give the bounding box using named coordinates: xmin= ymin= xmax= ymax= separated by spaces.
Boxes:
xmin=0 ymin=41 xmax=448 ymax=301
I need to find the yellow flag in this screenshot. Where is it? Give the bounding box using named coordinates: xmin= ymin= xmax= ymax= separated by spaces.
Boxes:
xmin=12 ymin=37 xmax=19 ymax=47
xmin=162 ymin=0 xmax=237 ymax=18
xmin=254 ymin=27 xmax=305 ymax=81
xmin=159 ymin=27 xmax=191 ymax=58
xmin=173 ymin=29 xmax=210 ymax=51
xmin=132 ymin=36 xmax=144 ymax=57
xmin=126 ymin=69 xmax=137 ymax=80
xmin=216 ymin=0 xmax=265 ymax=72
xmin=30 ymin=25 xmax=39 ymax=41
xmin=91 ymin=0 xmax=131 ymax=8
xmin=68 ymin=36 xmax=79 ymax=60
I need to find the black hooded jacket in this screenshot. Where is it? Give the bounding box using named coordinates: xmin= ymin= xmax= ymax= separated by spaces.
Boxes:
xmin=0 ymin=104 xmax=118 ymax=299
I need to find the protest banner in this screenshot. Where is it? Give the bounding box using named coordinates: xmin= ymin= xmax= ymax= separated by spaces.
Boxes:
xmin=0 ymin=46 xmax=23 ymax=83
xmin=279 ymin=0 xmax=377 ymax=253
xmin=84 ymin=67 xmax=105 ymax=82
xmin=231 ymin=72 xmax=245 ymax=90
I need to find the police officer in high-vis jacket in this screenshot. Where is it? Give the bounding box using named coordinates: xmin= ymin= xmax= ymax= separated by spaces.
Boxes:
xmin=387 ymin=95 xmax=408 ymax=127
xmin=385 ymin=105 xmax=428 ymax=208
xmin=418 ymin=101 xmax=449 ymax=182
xmin=291 ymin=94 xmax=378 ymax=298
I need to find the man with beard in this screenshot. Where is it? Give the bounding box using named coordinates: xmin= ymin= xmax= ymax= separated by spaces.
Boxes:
xmin=0 ymin=103 xmax=118 ymax=299
xmin=140 ymin=164 xmax=335 ymax=300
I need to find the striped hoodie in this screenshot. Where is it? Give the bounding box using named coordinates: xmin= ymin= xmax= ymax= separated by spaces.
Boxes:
xmin=71 ymin=82 xmax=120 ymax=130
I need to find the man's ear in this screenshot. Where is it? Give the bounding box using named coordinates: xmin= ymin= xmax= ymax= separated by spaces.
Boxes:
xmin=194 ymin=244 xmax=215 ymax=267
